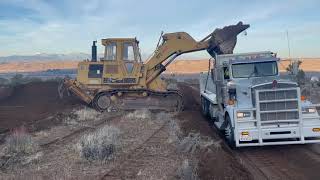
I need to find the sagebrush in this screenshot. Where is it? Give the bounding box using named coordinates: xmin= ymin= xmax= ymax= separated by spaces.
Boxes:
xmin=5 ymin=126 xmax=37 ymax=155
xmin=76 ymin=126 xmax=120 ymax=161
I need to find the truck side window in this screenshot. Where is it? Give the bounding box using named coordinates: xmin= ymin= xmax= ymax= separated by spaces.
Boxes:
xmin=123 ymin=43 xmax=135 ymax=61
xmin=105 ymin=43 xmax=117 ymax=60
xmin=223 ymin=66 xmax=230 ymax=80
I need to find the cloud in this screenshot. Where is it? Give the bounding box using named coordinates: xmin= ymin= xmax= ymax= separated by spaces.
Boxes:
xmin=0 ymin=0 xmax=319 ymax=58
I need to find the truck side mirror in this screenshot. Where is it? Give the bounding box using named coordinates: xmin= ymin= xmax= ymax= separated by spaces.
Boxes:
xmin=211 ymin=69 xmax=215 ymax=80
xmin=223 ymin=67 xmax=230 ymax=80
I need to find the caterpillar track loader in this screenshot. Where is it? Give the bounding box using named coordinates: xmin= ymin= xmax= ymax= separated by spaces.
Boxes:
xmin=58 ymin=22 xmax=249 ymax=111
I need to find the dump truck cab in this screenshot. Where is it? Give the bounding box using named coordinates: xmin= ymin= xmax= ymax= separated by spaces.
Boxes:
xmin=200 ymin=51 xmax=320 ymax=147
xmin=76 ymin=38 xmax=143 ymax=87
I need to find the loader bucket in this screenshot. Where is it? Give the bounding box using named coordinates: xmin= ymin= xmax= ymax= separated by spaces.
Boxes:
xmin=58 ymin=78 xmax=93 ymax=104
xmin=207 ymin=21 xmax=250 ymax=56
xmin=58 ymin=79 xmax=67 ymax=99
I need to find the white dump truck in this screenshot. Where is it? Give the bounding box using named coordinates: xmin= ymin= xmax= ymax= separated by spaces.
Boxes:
xmin=199 ymin=51 xmax=320 ymax=147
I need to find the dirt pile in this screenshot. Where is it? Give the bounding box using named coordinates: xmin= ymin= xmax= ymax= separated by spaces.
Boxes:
xmin=0 ymin=87 xmax=12 ymax=101
xmin=0 ymin=82 xmax=81 ymax=132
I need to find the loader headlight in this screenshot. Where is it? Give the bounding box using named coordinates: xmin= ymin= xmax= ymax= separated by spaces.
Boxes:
xmin=237 ymin=112 xmax=251 ymax=118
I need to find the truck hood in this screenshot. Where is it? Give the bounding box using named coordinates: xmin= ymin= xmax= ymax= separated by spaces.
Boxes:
xmin=232 ymin=76 xmax=297 ymax=108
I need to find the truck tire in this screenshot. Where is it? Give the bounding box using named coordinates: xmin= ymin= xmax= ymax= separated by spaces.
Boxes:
xmin=225 ymin=115 xmax=236 ymax=148
xmin=201 ymin=96 xmax=209 ymax=117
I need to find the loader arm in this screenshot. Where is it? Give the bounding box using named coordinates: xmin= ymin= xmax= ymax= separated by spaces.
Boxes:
xmin=145 ymin=21 xmax=249 ymax=84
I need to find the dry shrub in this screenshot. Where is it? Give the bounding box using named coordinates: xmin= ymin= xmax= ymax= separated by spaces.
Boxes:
xmin=176 ymin=159 xmax=199 ymax=180
xmin=177 ymin=133 xmax=217 ymax=154
xmin=5 ymin=126 xmax=37 ymax=155
xmin=76 ymin=126 xmax=120 ymax=161
xmin=64 ymin=107 xmax=101 ymax=125
xmin=126 ymin=109 xmax=152 ymax=120
xmin=74 ymin=107 xmax=101 ymax=121
xmin=155 ymin=112 xmax=172 ymax=121
xmin=167 ymin=118 xmax=183 ymax=144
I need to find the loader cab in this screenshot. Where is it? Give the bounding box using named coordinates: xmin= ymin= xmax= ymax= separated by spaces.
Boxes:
xmin=76 ymin=38 xmax=143 ymax=86
xmin=101 ymin=38 xmax=142 ymax=62
xmin=100 ymin=38 xmax=143 ymax=85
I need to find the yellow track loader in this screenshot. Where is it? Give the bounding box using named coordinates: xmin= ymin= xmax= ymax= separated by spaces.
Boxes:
xmin=58 ymin=22 xmax=249 ymax=111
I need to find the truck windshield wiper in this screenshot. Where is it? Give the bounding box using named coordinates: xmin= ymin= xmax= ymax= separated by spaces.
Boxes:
xmin=247 ymin=66 xmax=257 ymax=79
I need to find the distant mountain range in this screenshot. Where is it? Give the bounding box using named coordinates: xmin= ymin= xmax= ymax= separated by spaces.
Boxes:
xmin=0 ymin=52 xmax=153 ymax=62
xmin=0 ymin=53 xmax=91 ymax=62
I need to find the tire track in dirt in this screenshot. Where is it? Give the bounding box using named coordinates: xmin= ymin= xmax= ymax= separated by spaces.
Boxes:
xmin=177 ymin=83 xmax=254 ymax=180
xmin=40 ymin=113 xmax=122 ymax=149
xmin=185 ymin=82 xmax=320 ymax=180
xmin=100 ymin=120 xmax=172 ymax=179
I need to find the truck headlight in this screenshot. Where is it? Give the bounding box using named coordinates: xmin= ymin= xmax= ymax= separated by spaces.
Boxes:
xmin=303 ymin=108 xmax=317 ymax=114
xmin=237 ymin=112 xmax=251 ymax=118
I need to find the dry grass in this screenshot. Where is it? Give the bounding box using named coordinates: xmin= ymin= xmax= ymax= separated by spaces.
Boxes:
xmin=74 ymin=107 xmax=101 ymax=121
xmin=4 ymin=126 xmax=38 ymax=155
xmin=0 ymin=126 xmax=39 ymax=170
xmin=64 ymin=107 xmax=102 ymax=125
xmin=167 ymin=116 xmax=183 ymax=144
xmin=125 ymin=109 xmax=152 ymax=120
xmin=75 ymin=125 xmax=121 ymax=161
xmin=0 ymin=108 xmax=218 ymax=179
xmin=176 ymin=159 xmax=199 ymax=180
xmin=177 ymin=133 xmax=219 ymax=153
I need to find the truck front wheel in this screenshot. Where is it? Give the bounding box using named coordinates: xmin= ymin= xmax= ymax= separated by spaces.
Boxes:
xmin=225 ymin=115 xmax=236 ymax=148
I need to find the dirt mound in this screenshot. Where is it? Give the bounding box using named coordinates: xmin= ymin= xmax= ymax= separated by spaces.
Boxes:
xmin=0 ymin=87 xmax=13 ymax=101
xmin=0 ymin=82 xmax=81 ymax=132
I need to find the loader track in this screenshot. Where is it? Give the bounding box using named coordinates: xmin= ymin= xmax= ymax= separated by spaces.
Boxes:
xmin=100 ymin=120 xmax=170 ymax=179
xmin=92 ymin=88 xmax=183 ymax=112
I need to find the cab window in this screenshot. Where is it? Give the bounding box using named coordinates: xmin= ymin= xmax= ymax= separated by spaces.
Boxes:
xmin=105 ymin=43 xmax=117 ymax=60
xmin=123 ymin=42 xmax=135 ymax=61
xmin=88 ymin=64 xmax=103 ymax=78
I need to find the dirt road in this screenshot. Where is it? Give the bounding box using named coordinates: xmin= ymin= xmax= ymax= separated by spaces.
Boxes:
xmin=1 ymin=82 xmax=320 ymax=179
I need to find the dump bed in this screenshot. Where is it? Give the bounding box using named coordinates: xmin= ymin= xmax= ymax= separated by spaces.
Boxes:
xmin=199 ymin=72 xmax=217 ymax=104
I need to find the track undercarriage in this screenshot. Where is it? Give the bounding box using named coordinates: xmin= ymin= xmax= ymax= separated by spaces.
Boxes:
xmin=93 ymin=89 xmax=183 ymax=112
xmin=59 ymin=79 xmax=183 ymax=112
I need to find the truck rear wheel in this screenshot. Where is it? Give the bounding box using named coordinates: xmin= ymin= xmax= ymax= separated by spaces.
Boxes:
xmin=201 ymin=96 xmax=209 ymax=117
xmin=225 ymin=115 xmax=236 ymax=148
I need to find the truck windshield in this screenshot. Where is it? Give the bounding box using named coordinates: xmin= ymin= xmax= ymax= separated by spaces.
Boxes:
xmin=232 ymin=61 xmax=278 ymax=78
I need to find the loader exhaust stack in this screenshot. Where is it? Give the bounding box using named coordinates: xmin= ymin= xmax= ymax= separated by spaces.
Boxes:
xmin=91 ymin=40 xmax=97 ymax=62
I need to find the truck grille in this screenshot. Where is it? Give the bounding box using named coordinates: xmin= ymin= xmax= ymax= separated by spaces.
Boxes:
xmin=256 ymin=88 xmax=300 ymax=125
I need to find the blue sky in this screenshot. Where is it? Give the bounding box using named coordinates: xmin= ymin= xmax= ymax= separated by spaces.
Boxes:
xmin=0 ymin=0 xmax=319 ymax=58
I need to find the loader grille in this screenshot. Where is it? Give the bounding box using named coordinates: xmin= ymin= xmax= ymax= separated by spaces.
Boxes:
xmin=256 ymin=88 xmax=300 ymax=125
